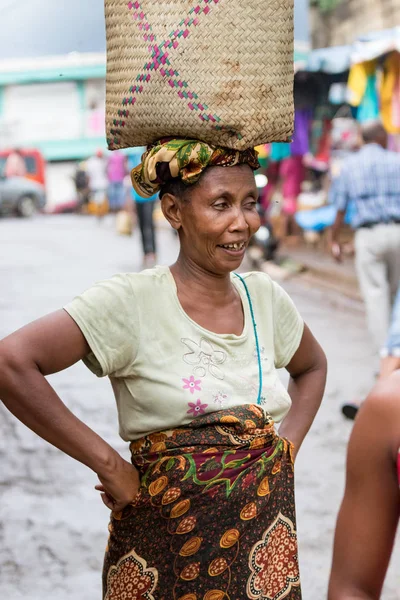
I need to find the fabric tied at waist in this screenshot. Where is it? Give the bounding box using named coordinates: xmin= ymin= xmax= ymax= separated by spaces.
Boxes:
xmin=103 ymin=405 xmax=301 ymax=600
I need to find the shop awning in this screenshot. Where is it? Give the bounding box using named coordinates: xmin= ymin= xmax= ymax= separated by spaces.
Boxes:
xmin=306 ymin=45 xmax=352 ymax=74
xmin=306 ymin=27 xmax=400 ymax=75
xmin=351 ymin=27 xmax=400 ymax=64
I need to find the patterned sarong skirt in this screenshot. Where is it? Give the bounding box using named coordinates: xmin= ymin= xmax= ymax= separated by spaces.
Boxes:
xmin=103 ymin=404 xmax=302 ymax=599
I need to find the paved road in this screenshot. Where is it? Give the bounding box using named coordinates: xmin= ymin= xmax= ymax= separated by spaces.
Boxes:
xmin=0 ymin=214 xmax=398 ymax=599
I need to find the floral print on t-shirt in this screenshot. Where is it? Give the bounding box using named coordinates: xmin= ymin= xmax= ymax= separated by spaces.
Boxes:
xmin=182 ymin=375 xmax=202 ymax=394
xmin=187 ymin=398 xmax=209 ymax=416
xmin=181 ymin=337 xmax=227 ymax=380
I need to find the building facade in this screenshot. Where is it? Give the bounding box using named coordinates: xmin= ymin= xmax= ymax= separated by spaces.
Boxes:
xmin=0 ymin=53 xmax=106 ymax=162
xmin=311 ymin=0 xmax=400 ymax=48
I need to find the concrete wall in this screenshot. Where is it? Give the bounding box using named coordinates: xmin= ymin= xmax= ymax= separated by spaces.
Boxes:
xmin=311 ymin=0 xmax=400 ymax=48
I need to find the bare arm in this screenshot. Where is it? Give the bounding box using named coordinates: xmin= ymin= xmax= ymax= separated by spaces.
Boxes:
xmin=279 ymin=323 xmax=327 ymax=458
xmin=331 ymin=209 xmax=346 ymax=261
xmin=0 ymin=309 xmax=139 ymax=511
xmin=331 ymin=209 xmax=346 ymax=244
xmin=329 ymin=166 xmax=350 ymax=262
xmin=329 ymin=375 xmax=400 ymax=600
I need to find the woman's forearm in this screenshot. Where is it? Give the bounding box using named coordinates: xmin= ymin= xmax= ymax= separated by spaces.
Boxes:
xmin=0 ymin=358 xmax=122 ymax=477
xmin=279 ymin=364 xmax=326 ymax=452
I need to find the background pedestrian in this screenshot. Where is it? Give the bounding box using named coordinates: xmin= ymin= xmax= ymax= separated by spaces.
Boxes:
xmin=331 ymin=121 xmax=400 ymax=353
xmin=107 ymin=150 xmax=126 ymax=213
xmin=127 ymin=147 xmax=158 ymax=268
xmin=86 ymin=149 xmax=108 ymax=219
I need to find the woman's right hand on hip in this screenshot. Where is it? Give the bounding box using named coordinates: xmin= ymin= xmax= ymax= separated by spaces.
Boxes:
xmin=95 ymin=457 xmax=140 ymax=512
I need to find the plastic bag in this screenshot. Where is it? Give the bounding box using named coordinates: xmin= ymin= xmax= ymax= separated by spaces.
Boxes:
xmin=116 ymin=210 xmax=134 ymax=236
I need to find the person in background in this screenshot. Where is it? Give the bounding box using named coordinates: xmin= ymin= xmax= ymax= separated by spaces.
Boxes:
xmin=330 ymin=121 xmax=400 ymax=416
xmin=279 ymin=155 xmax=305 ymax=239
xmin=331 ymin=121 xmax=400 ymax=352
xmin=107 ymin=150 xmax=127 ymax=213
xmin=73 ymin=162 xmax=90 ymax=210
xmin=85 ymin=149 xmax=108 ymax=218
xmin=328 ymin=370 xmax=400 ymax=599
xmin=127 ymin=148 xmax=157 ymax=268
xmin=4 ymin=149 xmax=27 ymax=178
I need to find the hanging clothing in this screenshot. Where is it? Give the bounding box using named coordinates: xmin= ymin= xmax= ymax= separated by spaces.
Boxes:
xmin=381 ymin=53 xmax=400 ymax=134
xmin=314 ymin=120 xmax=332 ymax=164
xmin=357 ymin=74 xmax=380 ymax=123
xmin=270 ymin=143 xmax=291 ymax=162
xmin=291 ymin=109 xmax=312 ymax=157
xmin=281 ymin=156 xmax=305 ymax=215
xmin=263 ymin=156 xmax=305 ymax=215
xmin=392 ymin=77 xmax=400 ymax=130
xmin=347 ymin=60 xmax=377 ymax=107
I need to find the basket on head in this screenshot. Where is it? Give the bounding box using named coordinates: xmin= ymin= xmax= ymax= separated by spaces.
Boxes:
xmin=105 ymin=0 xmax=294 ymax=151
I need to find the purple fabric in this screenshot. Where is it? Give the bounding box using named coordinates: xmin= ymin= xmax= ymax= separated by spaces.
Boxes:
xmin=107 ymin=151 xmax=126 ymax=183
xmin=291 ymin=109 xmax=312 ymax=156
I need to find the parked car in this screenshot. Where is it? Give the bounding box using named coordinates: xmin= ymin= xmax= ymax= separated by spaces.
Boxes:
xmin=0 ymin=148 xmax=46 ymax=187
xmin=0 ymin=176 xmax=46 ymax=217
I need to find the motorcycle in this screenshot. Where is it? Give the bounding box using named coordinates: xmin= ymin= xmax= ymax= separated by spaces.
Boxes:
xmin=248 ymin=202 xmax=279 ymax=263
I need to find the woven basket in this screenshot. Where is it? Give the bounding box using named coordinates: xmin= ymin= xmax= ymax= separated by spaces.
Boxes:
xmin=105 ymin=0 xmax=294 ymax=151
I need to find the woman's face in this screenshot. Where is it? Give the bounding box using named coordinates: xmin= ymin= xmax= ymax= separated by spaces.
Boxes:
xmin=174 ymin=164 xmax=260 ymax=275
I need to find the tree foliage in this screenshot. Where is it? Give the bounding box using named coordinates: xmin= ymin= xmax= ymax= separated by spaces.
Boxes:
xmin=310 ymin=0 xmax=342 ymax=12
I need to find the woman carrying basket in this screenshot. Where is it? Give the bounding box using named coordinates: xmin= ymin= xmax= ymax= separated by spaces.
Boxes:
xmin=0 ymin=139 xmax=326 ymax=599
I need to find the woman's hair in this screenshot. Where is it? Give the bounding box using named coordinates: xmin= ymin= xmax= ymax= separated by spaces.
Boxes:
xmin=159 ymin=177 xmax=190 ymax=201
xmin=159 ymin=167 xmax=208 ymax=201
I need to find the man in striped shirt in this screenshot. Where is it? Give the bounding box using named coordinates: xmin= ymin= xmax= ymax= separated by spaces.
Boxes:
xmin=331 ymin=121 xmax=400 ymax=355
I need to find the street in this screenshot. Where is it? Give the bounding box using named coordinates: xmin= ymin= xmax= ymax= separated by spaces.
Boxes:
xmin=0 ymin=214 xmax=399 ymax=600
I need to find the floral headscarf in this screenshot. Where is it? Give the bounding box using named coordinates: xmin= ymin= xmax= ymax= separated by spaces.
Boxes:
xmin=131 ymin=138 xmax=260 ymax=198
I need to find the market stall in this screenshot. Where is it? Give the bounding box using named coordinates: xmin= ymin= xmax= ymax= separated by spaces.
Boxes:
xmin=268 ymin=28 xmax=400 ymax=239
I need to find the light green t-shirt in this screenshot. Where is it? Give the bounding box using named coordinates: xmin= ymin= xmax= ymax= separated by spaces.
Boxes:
xmin=64 ymin=266 xmax=304 ymax=441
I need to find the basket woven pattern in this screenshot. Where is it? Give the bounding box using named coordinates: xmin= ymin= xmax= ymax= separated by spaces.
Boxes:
xmin=105 ymin=0 xmax=294 ymax=151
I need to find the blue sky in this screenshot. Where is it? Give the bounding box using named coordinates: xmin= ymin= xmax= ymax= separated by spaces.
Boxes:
xmin=295 ymin=0 xmax=310 ymax=42
xmin=0 ymin=0 xmax=309 ymax=60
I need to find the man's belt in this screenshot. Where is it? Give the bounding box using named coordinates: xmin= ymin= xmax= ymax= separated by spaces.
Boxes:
xmin=359 ymin=219 xmax=400 ymax=229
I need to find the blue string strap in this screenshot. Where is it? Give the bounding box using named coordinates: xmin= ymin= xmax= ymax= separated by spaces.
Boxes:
xmin=234 ymin=273 xmax=263 ymax=406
